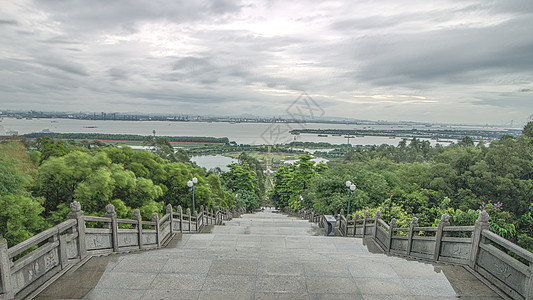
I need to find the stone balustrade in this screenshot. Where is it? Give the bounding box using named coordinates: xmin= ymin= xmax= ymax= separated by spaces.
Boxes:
xmin=0 ymin=202 xmax=244 ymax=300
xmin=291 ymin=208 xmax=533 ymax=300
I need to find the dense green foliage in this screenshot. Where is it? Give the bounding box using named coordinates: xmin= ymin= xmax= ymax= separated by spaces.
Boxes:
xmin=3 ymin=123 xmax=532 ymax=254
xmin=273 ymin=124 xmax=533 ymax=251
xmin=270 ymin=154 xmax=327 ymax=210
xmin=221 ymin=153 xmax=266 ymax=211
xmin=0 ymin=139 xmax=242 ymax=247
xmin=0 ymin=142 xmax=47 ymax=247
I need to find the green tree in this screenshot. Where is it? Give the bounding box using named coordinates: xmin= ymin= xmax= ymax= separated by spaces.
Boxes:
xmin=0 ymin=142 xmax=47 ymax=246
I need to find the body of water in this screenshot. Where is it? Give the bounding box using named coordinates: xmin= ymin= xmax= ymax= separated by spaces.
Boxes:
xmin=0 ymin=117 xmax=497 ymax=146
xmin=190 ymin=155 xmax=238 ymax=172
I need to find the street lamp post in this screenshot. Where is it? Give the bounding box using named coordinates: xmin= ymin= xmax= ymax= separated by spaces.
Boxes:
xmin=345 ymin=180 xmax=357 ymax=216
xmin=187 ymin=177 xmax=198 ymax=213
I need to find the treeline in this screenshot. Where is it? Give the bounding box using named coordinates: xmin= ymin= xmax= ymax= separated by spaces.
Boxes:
xmin=186 ymin=144 xmax=307 ymax=156
xmin=23 ymin=132 xmax=230 ymax=144
xmin=0 ymin=137 xmax=262 ymax=247
xmin=272 ymin=123 xmax=533 ymax=252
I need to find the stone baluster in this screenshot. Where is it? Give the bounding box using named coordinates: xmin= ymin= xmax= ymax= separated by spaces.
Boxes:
xmin=406 ymin=217 xmax=419 ymax=256
xmin=469 ymin=211 xmax=490 ymax=268
xmin=388 ymin=218 xmax=397 ymax=252
xmin=362 ymin=211 xmax=369 ymax=237
xmin=200 ymin=205 xmax=204 ymax=225
xmin=186 ymin=208 xmax=192 ymax=232
xmin=133 ymin=209 xmax=143 ymax=249
xmin=0 ymin=235 xmax=14 ymax=299
xmin=527 ymin=263 xmax=533 ymax=300
xmin=339 ymin=209 xmax=345 ymax=235
xmin=177 ymin=205 xmax=183 ymax=233
xmin=105 ymin=204 xmax=118 ymax=252
xmin=152 ymin=213 xmax=160 ymax=248
xmin=194 ymin=211 xmax=199 ymax=232
xmin=166 ymin=204 xmax=173 ymax=236
xmin=353 ymin=213 xmax=359 ymax=237
xmin=346 ymin=214 xmax=351 ymax=236
xmin=434 ymin=214 xmax=450 ymax=261
xmin=373 ymin=210 xmax=381 ymax=238
xmin=68 ymin=201 xmax=87 ymax=259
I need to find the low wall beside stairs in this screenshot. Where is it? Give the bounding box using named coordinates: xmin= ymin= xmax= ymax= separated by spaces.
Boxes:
xmin=0 ymin=201 xmax=244 ymax=300
xmin=288 ymin=208 xmax=533 ymax=300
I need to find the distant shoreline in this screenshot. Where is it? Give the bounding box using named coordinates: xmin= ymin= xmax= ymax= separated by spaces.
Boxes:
xmin=23 ymin=137 xmax=226 ymax=145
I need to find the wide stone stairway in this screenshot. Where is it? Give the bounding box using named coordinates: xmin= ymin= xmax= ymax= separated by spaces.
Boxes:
xmin=35 ymin=209 xmax=501 ymax=299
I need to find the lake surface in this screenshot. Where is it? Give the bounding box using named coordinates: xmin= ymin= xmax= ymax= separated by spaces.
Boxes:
xmin=0 ymin=117 xmax=494 ymax=146
xmin=190 ymin=155 xmax=238 ymax=172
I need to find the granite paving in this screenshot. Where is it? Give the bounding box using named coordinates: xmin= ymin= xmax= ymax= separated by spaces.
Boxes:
xmin=35 ymin=208 xmax=502 ymax=299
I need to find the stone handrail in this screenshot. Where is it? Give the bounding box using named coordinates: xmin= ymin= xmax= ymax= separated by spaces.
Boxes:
xmin=0 ymin=202 xmax=244 ymax=300
xmin=291 ymin=208 xmax=533 ymax=300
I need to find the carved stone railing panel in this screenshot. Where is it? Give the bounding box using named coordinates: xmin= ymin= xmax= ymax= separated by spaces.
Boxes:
xmin=440 ymin=239 xmax=471 ymax=261
xmin=142 ymin=232 xmax=157 ymax=245
xmin=375 ymin=226 xmax=388 ymax=250
xmin=66 ymin=239 xmax=79 ymax=260
xmin=477 ymin=246 xmax=527 ymax=297
xmin=390 ymin=238 xmax=408 ymax=252
xmin=116 ymin=231 xmax=138 ymax=248
xmin=10 ymin=246 xmax=59 ymax=295
xmin=411 ymin=239 xmax=436 ymax=257
xmin=85 ymin=231 xmax=113 ymax=251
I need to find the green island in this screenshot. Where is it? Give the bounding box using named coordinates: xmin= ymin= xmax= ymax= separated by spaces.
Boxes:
xmin=1 ymin=122 xmax=532 ymax=256
xmin=23 ymin=132 xmax=230 ymax=144
xmin=290 ymin=127 xmax=521 ymax=141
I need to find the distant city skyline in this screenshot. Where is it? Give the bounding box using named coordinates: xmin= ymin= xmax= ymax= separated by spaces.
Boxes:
xmin=1 ymin=108 xmax=527 ymax=128
xmin=1 ymin=0 xmax=532 ymax=124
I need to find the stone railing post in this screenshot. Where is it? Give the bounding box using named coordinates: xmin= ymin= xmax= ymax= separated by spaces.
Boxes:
xmin=434 ymin=214 xmax=450 ymax=261
xmin=152 ymin=213 xmax=160 ymax=248
xmin=406 ymin=217 xmax=419 ymax=256
xmin=186 ymin=208 xmax=192 ymax=232
xmin=388 ymin=218 xmax=397 ymax=252
xmin=339 ymin=209 xmax=345 ymax=235
xmin=105 ymin=204 xmax=118 ymax=252
xmin=133 ymin=209 xmax=143 ymax=250
xmin=50 ymin=227 xmax=68 ymax=269
xmin=194 ymin=211 xmax=199 ymax=232
xmin=469 ymin=211 xmax=490 ymax=268
xmin=200 ymin=205 xmax=205 ymax=225
xmin=362 ymin=211 xmax=369 ymax=237
xmin=166 ymin=204 xmax=173 ymax=236
xmin=527 ymin=264 xmax=533 ymax=300
xmin=0 ymin=235 xmax=14 ymax=299
xmin=177 ymin=205 xmax=183 ymax=233
xmin=353 ymin=213 xmax=359 ymax=236
xmin=68 ymin=201 xmax=87 ymax=259
xmin=345 ymin=214 xmax=351 ymax=236
xmin=373 ymin=210 xmax=381 ymax=238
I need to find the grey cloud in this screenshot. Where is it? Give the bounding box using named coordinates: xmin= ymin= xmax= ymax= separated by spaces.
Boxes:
xmin=346 ymin=18 xmax=533 ymax=89
xmin=32 ymin=0 xmax=244 ymax=35
xmin=39 ymin=60 xmax=89 ymax=77
xmin=108 ymin=68 xmax=129 ymax=81
xmin=1 ymin=0 xmax=533 ymax=123
xmin=0 ymin=19 xmax=18 ymax=26
xmin=472 ymin=93 xmax=533 ymax=108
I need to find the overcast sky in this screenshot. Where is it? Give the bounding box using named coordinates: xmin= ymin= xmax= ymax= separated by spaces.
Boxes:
xmin=1 ymin=0 xmax=532 ymax=124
